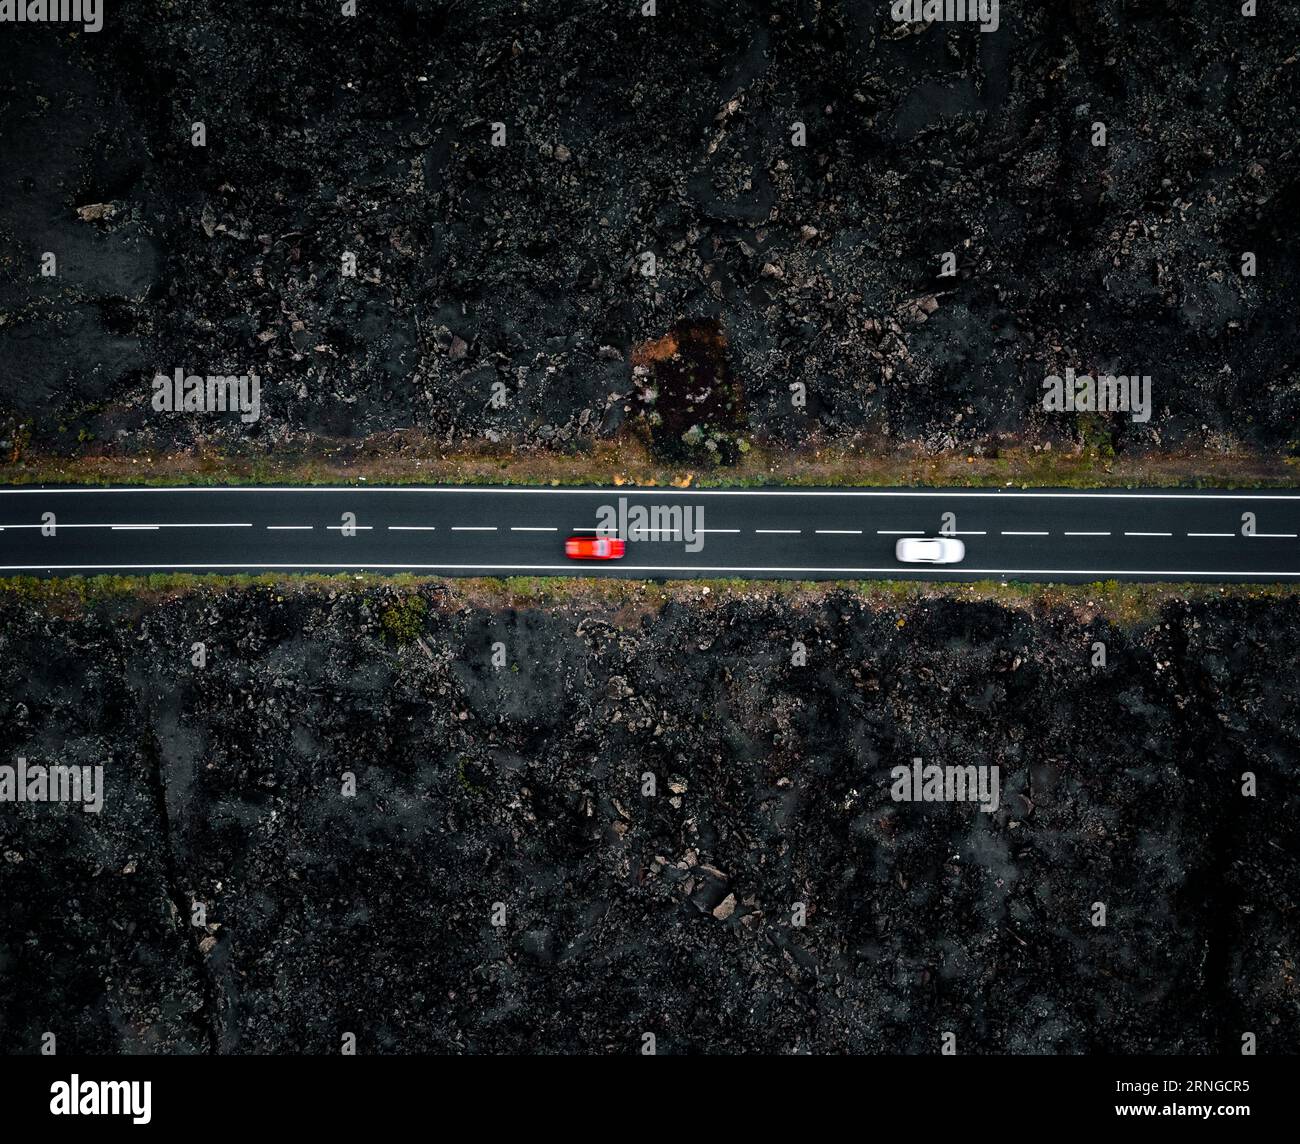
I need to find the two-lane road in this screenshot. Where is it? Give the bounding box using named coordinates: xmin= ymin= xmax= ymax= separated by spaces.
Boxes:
xmin=1 ymin=485 xmax=1298 ymax=581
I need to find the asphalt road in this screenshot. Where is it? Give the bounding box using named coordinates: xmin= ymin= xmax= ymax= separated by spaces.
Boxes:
xmin=0 ymin=485 xmax=1298 ymax=582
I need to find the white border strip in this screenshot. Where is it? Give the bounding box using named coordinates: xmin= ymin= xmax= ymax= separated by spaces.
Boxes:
xmin=1 ymin=486 xmax=1299 ymax=500
xmin=0 ymin=563 xmax=1297 ymax=577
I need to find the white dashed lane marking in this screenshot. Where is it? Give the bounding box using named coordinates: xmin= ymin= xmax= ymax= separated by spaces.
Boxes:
xmin=4 ymin=522 xmax=1289 ymax=544
xmin=576 ymin=527 xmax=680 ymax=536
xmin=1 ymin=522 xmax=253 ymax=529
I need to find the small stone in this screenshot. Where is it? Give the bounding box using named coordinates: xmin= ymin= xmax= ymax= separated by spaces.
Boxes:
xmin=712 ymin=893 xmax=737 ymax=920
xmin=76 ymin=202 xmax=116 ymax=222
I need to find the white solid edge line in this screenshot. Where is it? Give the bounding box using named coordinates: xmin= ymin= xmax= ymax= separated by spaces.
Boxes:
xmin=4 ymin=486 xmax=1300 ymax=500
xmin=1 ymin=563 xmax=1298 ymax=577
xmin=111 ymin=525 xmax=160 ymax=530
xmin=1255 ymin=533 xmax=1299 ymax=538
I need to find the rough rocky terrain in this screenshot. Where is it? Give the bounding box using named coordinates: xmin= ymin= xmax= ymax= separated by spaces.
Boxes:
xmin=2 ymin=1 xmax=1299 ymax=469
xmin=1 ymin=583 xmax=1296 ymax=1053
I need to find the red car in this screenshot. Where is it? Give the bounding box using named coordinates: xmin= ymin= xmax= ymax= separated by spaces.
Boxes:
xmin=565 ymin=535 xmax=626 ymax=560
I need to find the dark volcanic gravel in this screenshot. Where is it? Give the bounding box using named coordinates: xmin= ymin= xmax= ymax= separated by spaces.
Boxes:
xmin=1 ymin=586 xmax=1296 ymax=1053
xmin=2 ymin=1 xmax=1299 ymax=462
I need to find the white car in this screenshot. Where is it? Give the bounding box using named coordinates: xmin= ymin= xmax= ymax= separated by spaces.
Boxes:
xmin=895 ymin=537 xmax=966 ymax=564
